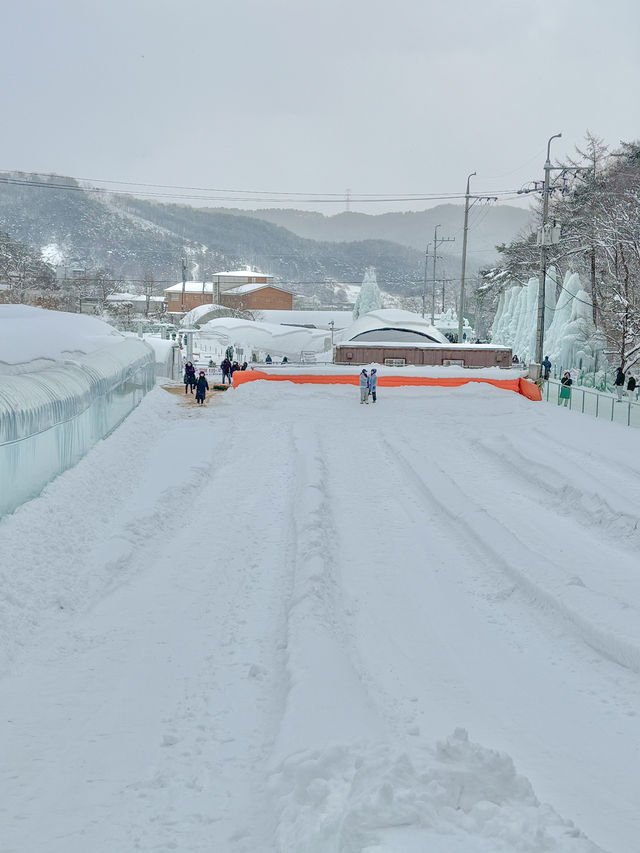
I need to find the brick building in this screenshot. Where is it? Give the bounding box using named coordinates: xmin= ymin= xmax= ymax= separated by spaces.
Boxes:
xmin=219 ymin=283 xmax=293 ymax=311
xmin=165 ymin=269 xmax=292 ymax=314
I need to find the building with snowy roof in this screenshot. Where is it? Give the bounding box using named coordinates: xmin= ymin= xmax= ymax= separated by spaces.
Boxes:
xmin=164 ymin=267 xmax=292 ymax=313
xmin=335 ymin=309 xmax=510 ymax=368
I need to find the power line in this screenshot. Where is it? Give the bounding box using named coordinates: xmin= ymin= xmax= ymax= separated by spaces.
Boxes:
xmin=0 ymin=171 xmax=524 ymax=206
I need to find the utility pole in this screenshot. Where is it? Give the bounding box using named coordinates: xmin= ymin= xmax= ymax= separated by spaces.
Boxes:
xmin=457 ymin=174 xmax=497 ymax=343
xmin=535 ymin=133 xmax=562 ymax=366
xmin=441 ymin=277 xmax=455 ymax=313
xmin=431 ymin=224 xmax=455 ymax=325
xmin=421 ymin=246 xmax=429 ymax=318
xmin=457 ymin=172 xmax=476 ymax=344
xmin=181 ymin=257 xmax=187 ymax=312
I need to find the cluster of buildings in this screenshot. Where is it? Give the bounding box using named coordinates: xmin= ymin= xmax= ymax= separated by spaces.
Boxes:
xmin=95 ymin=268 xmax=293 ymax=318
xmin=164 ymin=269 xmax=293 ymax=314
xmin=105 ymin=267 xmax=512 ymax=368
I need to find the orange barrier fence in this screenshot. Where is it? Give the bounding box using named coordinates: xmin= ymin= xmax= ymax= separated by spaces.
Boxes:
xmin=232 ymin=370 xmax=541 ymax=400
xmin=518 ymin=377 xmax=542 ymax=401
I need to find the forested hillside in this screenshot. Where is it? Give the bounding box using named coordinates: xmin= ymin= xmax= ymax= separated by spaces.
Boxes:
xmin=0 ymin=172 xmax=519 ymax=304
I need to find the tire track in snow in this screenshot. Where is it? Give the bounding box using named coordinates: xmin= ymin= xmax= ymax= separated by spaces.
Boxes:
xmin=474 ymin=434 xmax=640 ymax=551
xmin=380 ymin=434 xmax=640 ymax=676
xmin=273 ymin=421 xmax=386 ymax=755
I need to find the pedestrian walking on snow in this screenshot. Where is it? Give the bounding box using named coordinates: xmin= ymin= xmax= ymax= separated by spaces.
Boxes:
xmin=221 ymin=357 xmax=232 ymax=385
xmin=541 ymin=355 xmax=552 ymax=380
xmin=359 ymin=369 xmax=369 ymax=404
xmin=183 ymin=361 xmax=196 ymax=394
xmin=368 ymin=368 xmax=378 ymax=403
xmin=627 ymin=374 xmax=636 ymax=398
xmin=195 ymin=371 xmax=209 ymax=405
xmin=558 ymin=371 xmax=572 ymax=407
xmin=615 ymin=366 xmax=625 ymax=401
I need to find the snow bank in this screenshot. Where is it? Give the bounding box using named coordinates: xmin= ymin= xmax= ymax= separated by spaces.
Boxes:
xmin=270 ymin=731 xmax=601 ymax=852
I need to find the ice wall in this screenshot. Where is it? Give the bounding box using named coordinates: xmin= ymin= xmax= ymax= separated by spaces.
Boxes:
xmin=0 ymin=338 xmax=154 ymax=517
xmin=490 ymin=268 xmax=602 ymax=370
xmin=490 ymin=269 xmax=556 ymax=362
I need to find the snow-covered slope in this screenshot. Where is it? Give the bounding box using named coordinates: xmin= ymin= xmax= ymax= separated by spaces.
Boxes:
xmin=1 ymin=382 xmax=638 ymax=852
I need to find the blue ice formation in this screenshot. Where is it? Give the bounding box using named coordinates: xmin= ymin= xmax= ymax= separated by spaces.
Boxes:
xmin=0 ymin=337 xmax=154 ymax=518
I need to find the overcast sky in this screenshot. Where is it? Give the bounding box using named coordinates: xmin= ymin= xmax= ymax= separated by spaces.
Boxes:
xmin=3 ymin=0 xmax=639 ymax=214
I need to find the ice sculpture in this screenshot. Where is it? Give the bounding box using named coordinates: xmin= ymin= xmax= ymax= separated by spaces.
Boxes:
xmin=353 ymin=268 xmax=384 ymax=320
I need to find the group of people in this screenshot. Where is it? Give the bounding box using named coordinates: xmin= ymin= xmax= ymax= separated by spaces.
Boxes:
xmin=220 ymin=358 xmax=248 ymax=385
xmin=614 ymin=366 xmax=638 ymax=401
xmin=359 ymin=368 xmax=378 ymax=404
xmin=183 ymin=362 xmax=209 ymax=405
xmin=541 ymin=356 xmax=638 ymax=407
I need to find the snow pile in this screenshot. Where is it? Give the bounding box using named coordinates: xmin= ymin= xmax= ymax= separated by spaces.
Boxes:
xmin=270 ymin=731 xmax=602 ymax=852
xmin=0 ymin=304 xmax=124 ymax=373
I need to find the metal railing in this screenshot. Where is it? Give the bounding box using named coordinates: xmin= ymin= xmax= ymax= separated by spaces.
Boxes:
xmin=543 ymin=379 xmax=640 ymax=428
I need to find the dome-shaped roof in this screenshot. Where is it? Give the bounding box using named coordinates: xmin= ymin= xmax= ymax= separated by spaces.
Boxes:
xmin=343 ymin=309 xmax=449 ymax=345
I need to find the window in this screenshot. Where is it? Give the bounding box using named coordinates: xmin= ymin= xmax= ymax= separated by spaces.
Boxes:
xmin=385 ymin=358 xmax=406 ymax=366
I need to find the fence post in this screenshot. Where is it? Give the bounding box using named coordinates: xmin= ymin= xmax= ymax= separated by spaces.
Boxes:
xmin=611 ymin=398 xmax=614 ymax=422
xmin=581 ymin=390 xmax=585 ymax=413
xmin=596 ymin=393 xmax=599 ymax=419
xmin=628 ymin=402 xmax=632 ymax=427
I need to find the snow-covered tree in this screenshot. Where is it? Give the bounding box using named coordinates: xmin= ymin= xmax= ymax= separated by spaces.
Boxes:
xmin=353 ymin=267 xmax=383 ymax=319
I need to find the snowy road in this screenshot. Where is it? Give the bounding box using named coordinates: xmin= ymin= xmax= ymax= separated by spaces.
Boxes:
xmin=2 ymin=381 xmax=640 ymax=852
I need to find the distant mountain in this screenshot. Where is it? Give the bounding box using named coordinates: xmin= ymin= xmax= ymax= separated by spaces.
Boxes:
xmin=0 ymin=173 xmax=529 ymax=305
xmin=214 ymin=205 xmax=533 ymax=267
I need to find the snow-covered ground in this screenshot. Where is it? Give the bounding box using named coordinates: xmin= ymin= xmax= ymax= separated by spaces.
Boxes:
xmin=2 ymin=380 xmax=639 ymax=852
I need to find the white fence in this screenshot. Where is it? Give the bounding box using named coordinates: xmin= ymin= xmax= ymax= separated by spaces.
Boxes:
xmin=543 ymin=379 xmax=640 ymax=428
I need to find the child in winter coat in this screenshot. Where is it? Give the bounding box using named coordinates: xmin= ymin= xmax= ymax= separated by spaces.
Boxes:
xmin=368 ymin=368 xmax=378 ymax=403
xmin=195 ymin=371 xmax=209 ymax=405
xmin=359 ymin=369 xmax=369 ymax=404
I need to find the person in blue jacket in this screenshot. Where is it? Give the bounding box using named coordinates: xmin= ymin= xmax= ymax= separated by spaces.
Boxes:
xmin=368 ymin=368 xmax=378 ymax=403
xmin=195 ymin=370 xmax=209 ymax=405
xmin=541 ymin=355 xmax=552 ymax=380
